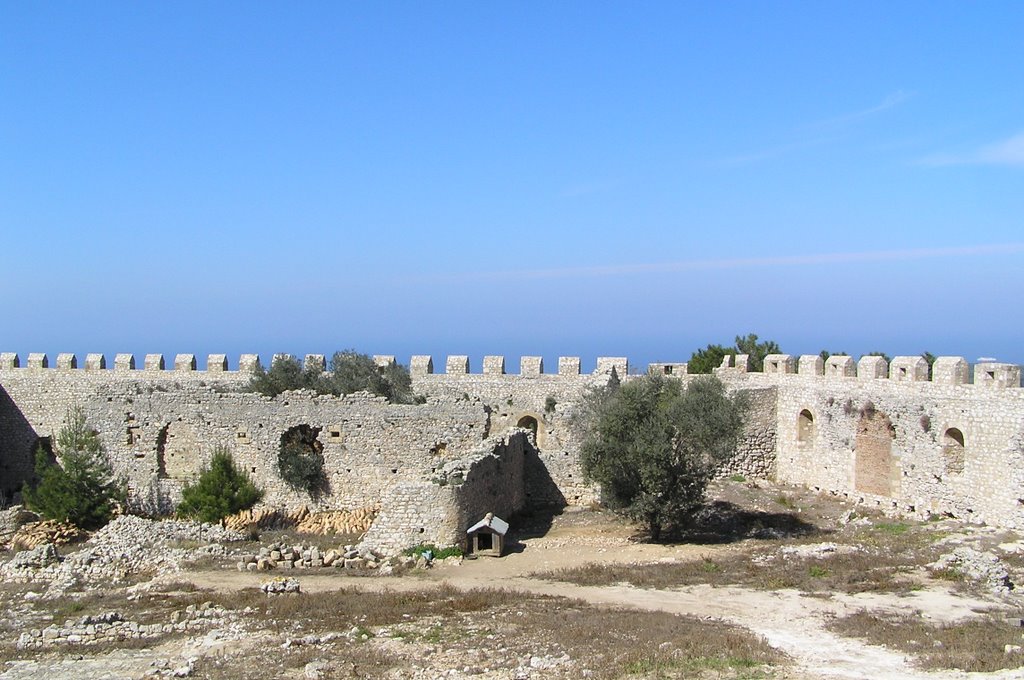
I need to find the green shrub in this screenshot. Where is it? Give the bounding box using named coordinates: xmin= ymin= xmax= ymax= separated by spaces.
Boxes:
xmin=247 ymin=350 xmax=416 ymax=403
xmin=22 ymin=407 xmax=126 ymax=530
xmin=177 ymin=447 xmax=263 ymax=523
xmin=402 ymin=543 xmax=464 ymax=560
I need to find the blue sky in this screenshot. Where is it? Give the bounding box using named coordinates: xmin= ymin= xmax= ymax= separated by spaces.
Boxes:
xmin=2 ymin=2 xmax=1022 ymax=371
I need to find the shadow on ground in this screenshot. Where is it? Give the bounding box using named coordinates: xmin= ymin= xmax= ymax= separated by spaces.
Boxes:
xmin=674 ymin=500 xmax=822 ymax=545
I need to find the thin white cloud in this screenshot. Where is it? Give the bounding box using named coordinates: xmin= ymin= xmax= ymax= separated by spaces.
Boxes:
xmin=719 ymin=90 xmax=915 ymax=166
xmin=809 ymin=90 xmax=916 ymax=129
xmin=919 ymin=132 xmax=1024 ymax=167
xmin=430 ymin=243 xmax=1024 ymax=283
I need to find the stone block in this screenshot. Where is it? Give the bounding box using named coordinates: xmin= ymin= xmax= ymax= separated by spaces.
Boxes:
xmin=483 ymin=355 xmax=505 ymax=374
xmin=410 ymin=355 xmax=434 ymax=376
xmin=648 ymin=362 xmax=687 ymax=376
xmin=825 ymin=355 xmax=856 ymax=377
xmin=238 ymin=354 xmax=261 ymax=372
xmin=974 ymin=363 xmax=1021 ymax=389
xmin=857 ymin=355 xmax=888 ymax=380
xmin=114 ymin=354 xmax=135 ymax=371
xmin=144 ymin=354 xmax=165 ymax=371
xmin=56 ymin=353 xmax=77 ymax=370
xmin=0 ymin=352 xmax=20 ymax=369
xmin=85 ymin=354 xmax=106 ymax=370
xmin=520 ymin=356 xmax=543 ymax=376
xmin=932 ymin=356 xmax=969 ymax=385
xmin=174 ymin=354 xmax=196 ymax=371
xmin=798 ymin=355 xmax=823 ymax=376
xmin=558 ymin=356 xmax=580 ymax=375
xmin=595 ymin=357 xmax=628 ymax=377
xmin=207 ymin=354 xmax=228 ymax=372
xmin=373 ymin=355 xmax=396 ymax=369
xmin=763 ymin=354 xmax=796 ymax=374
xmin=890 ymin=356 xmax=929 ymax=382
xmin=446 ymin=355 xmax=469 ymax=375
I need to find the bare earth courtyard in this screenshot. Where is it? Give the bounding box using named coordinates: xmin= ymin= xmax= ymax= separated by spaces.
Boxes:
xmin=4 ymin=479 xmax=1024 ymax=680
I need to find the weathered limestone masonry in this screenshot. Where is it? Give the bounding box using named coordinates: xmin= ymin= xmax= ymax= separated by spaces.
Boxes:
xmin=713 ymin=354 xmax=1024 ymax=529
xmin=0 ymin=354 xmax=486 ymax=518
xmin=2 ymin=350 xmax=1024 ymax=545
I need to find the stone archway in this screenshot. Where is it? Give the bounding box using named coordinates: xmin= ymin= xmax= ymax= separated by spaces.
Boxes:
xmin=797 ymin=409 xmax=815 ymax=446
xmin=854 ymin=409 xmax=897 ymax=497
xmin=942 ymin=428 xmax=965 ymax=475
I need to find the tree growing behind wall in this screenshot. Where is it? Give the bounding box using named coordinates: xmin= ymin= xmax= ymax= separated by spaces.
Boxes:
xmin=688 ymin=333 xmax=781 ymax=374
xmin=177 ymin=447 xmax=262 ymax=523
xmin=578 ymin=375 xmax=746 ymax=541
xmin=278 ymin=425 xmax=328 ymax=500
xmin=248 ymin=350 xmax=415 ymax=403
xmin=22 ymin=407 xmax=126 ymax=530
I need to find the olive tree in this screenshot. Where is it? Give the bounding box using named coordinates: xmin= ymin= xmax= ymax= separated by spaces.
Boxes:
xmin=579 ymin=375 xmax=746 ymax=541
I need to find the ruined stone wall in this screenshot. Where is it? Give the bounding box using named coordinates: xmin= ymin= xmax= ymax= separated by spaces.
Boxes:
xmin=359 ymin=431 xmax=530 ymax=553
xmin=0 ymin=356 xmax=488 ymax=515
xmin=720 ymin=355 xmax=1024 ymax=529
xmin=3 ymin=350 xmax=1024 ymax=538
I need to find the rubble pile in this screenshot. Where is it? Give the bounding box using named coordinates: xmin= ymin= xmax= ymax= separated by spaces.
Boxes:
xmin=1 ymin=515 xmax=246 ymax=586
xmin=16 ymin=602 xmax=233 ymax=649
xmin=261 ymin=577 xmax=301 ymax=594
xmin=237 ymin=541 xmax=419 ymax=574
xmin=930 ymin=546 xmax=1015 ymax=593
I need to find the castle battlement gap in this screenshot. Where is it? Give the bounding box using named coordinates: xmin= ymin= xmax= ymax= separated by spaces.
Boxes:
xmin=2 ymin=348 xmax=1023 ymax=548
xmin=1 ymin=351 xmax=1019 ymax=389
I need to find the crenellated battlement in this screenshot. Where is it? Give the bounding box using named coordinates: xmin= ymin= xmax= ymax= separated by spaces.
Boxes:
xmin=1 ymin=346 xmax=1023 ymax=535
xmin=0 ymin=351 xmax=1019 ymax=389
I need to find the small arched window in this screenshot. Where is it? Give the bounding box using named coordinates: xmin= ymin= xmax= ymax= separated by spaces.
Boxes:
xmin=797 ymin=409 xmax=815 ymax=445
xmin=517 ymin=415 xmax=539 ymax=438
xmin=942 ymin=428 xmax=965 ymax=475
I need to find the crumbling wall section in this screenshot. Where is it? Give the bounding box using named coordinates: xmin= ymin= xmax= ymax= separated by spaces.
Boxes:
xmin=358 ymin=430 xmax=529 ymax=553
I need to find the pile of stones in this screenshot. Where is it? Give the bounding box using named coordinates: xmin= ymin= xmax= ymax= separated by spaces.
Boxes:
xmin=16 ymin=602 xmax=232 ymax=649
xmin=930 ymin=546 xmax=1015 ymax=593
xmin=237 ymin=541 xmax=424 ymax=574
xmin=1 ymin=514 xmax=246 ymax=589
xmin=261 ymin=577 xmax=301 ymax=594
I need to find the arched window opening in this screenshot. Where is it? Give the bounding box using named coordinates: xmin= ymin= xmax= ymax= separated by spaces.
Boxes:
xmin=942 ymin=428 xmax=965 ymax=475
xmin=797 ymin=409 xmax=815 ymax=445
xmin=517 ymin=415 xmax=539 ymax=438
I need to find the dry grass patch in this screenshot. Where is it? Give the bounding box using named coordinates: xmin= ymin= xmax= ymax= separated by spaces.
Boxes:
xmin=191 ymin=586 xmax=785 ymax=678
xmin=828 ymin=610 xmax=1024 ymax=672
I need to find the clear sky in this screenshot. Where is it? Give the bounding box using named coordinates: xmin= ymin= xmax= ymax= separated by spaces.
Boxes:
xmin=2 ymin=2 xmax=1022 ymax=371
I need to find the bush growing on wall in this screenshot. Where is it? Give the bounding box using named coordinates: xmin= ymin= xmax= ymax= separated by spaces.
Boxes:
xmin=247 ymin=350 xmax=415 ymax=403
xmin=23 ymin=407 xmax=126 ymax=530
xmin=177 ymin=447 xmax=262 ymax=523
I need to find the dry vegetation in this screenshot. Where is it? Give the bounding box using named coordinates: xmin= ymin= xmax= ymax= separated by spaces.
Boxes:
xmin=827 ymin=611 xmax=1024 ymax=673
xmin=190 ymin=586 xmax=786 ymax=679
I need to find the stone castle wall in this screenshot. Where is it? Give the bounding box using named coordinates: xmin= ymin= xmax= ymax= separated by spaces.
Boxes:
xmin=2 ymin=350 xmax=1024 ymax=545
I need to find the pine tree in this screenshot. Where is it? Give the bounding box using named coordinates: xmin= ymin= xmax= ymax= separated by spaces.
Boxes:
xmin=23 ymin=407 xmax=125 ymax=530
xmin=177 ymin=447 xmax=262 ymax=523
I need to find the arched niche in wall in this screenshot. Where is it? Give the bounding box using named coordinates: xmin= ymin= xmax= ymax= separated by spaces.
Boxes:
xmin=515 ymin=412 xmax=547 ymax=449
xmin=942 ymin=428 xmax=965 ymax=476
xmin=797 ymin=409 xmax=815 ymax=446
xmin=854 ymin=406 xmax=897 ymax=497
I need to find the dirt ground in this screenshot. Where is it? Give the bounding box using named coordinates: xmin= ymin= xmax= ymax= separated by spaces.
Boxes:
xmin=5 ymin=479 xmax=1024 ymax=679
